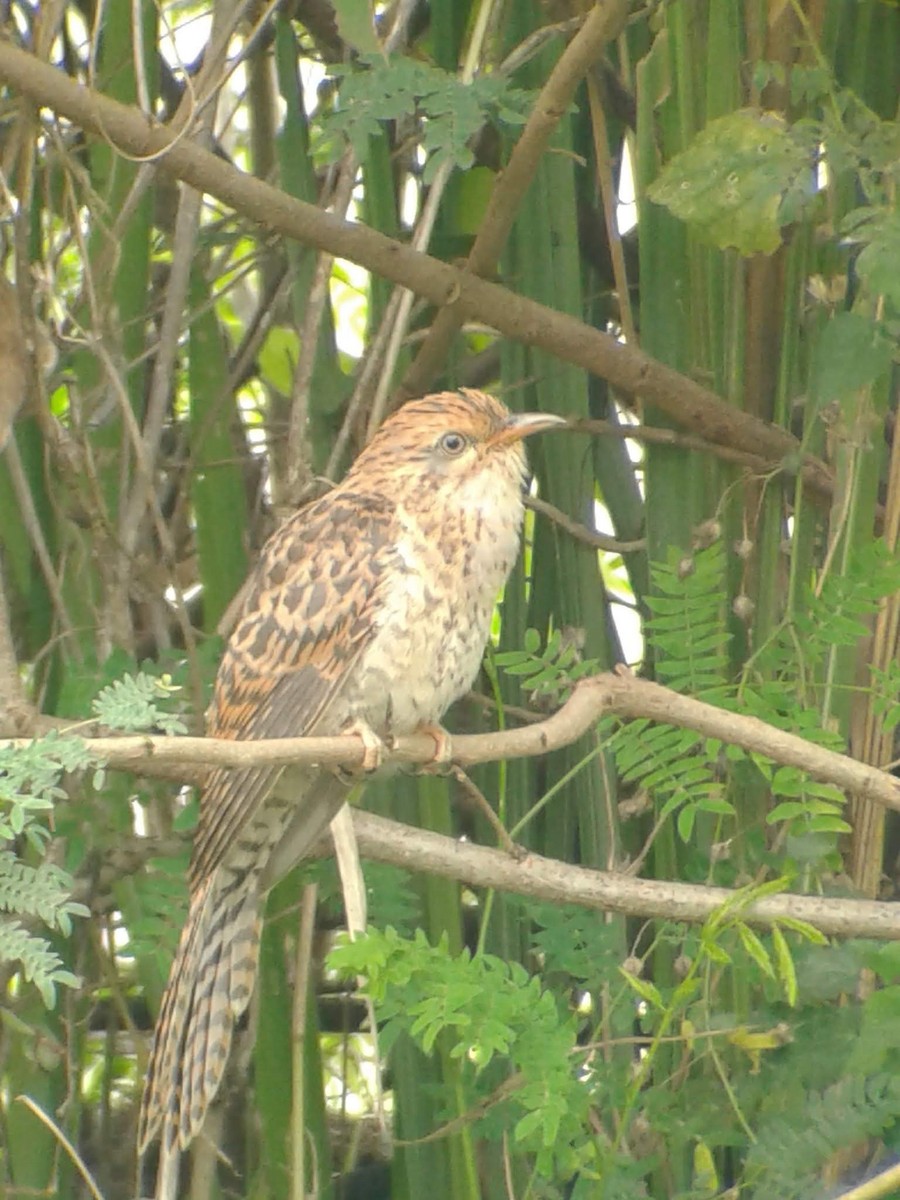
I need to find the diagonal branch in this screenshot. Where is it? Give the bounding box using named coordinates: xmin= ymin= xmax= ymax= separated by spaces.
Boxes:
xmin=0 ymin=40 xmax=834 ymax=500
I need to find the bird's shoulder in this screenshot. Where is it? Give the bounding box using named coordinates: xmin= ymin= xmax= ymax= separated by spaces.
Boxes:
xmin=255 ymin=487 xmax=397 ymax=583
xmin=207 ymin=489 xmax=398 ymax=739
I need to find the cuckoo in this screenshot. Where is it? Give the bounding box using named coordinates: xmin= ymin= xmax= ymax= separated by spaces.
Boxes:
xmin=137 ymin=389 xmax=565 ymax=1198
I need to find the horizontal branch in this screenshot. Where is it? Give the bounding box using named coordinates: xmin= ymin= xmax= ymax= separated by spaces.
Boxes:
xmin=0 ymin=40 xmax=835 ymax=501
xmin=77 ymin=812 xmax=900 ymax=942
xmin=9 ymin=668 xmax=900 ymax=814
xmin=351 ymin=811 xmax=900 ymax=941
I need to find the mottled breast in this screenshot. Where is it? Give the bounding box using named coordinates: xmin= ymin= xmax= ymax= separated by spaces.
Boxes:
xmin=345 ymin=478 xmax=525 ymax=735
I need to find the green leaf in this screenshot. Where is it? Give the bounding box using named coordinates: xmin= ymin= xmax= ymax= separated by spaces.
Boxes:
xmin=810 ymin=311 xmax=893 ymax=402
xmin=677 ymin=803 xmax=696 ymax=842
xmin=842 ymin=207 xmax=900 ymax=305
xmin=772 ymin=925 xmax=798 ymax=1006
xmin=523 ymin=627 xmax=541 ymax=653
xmin=647 ymin=109 xmax=814 ymax=254
xmin=805 ymin=815 xmax=852 ymax=834
xmin=332 ymin=0 xmax=382 ymax=56
xmin=619 ymin=969 xmax=663 ymax=1010
xmin=775 ymin=916 xmax=828 ymax=945
xmin=767 ymin=801 xmax=810 ymax=823
xmin=257 ymin=326 xmax=299 ymax=394
xmin=515 ymin=1108 xmax=543 ymax=1143
xmin=736 ymin=922 xmax=775 ymax=978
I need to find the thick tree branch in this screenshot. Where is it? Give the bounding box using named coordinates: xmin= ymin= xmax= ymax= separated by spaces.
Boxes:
xmin=0 ymin=558 xmax=32 ymax=732
xmin=0 ymin=40 xmax=834 ymax=499
xmin=9 ymin=668 xmax=900 ymax=813
xmin=77 ymin=813 xmax=900 ymax=941
xmin=350 ymin=811 xmax=900 ymax=941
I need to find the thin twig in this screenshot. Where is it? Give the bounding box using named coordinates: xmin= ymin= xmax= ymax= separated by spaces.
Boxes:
xmin=285 ymin=147 xmax=357 ymax=506
xmin=450 ymin=765 xmax=518 ymax=854
xmin=291 ymin=881 xmax=319 ymax=1200
xmin=586 ymin=67 xmax=636 ymax=344
xmin=364 ymin=0 xmax=504 ymax=436
xmin=526 ymin=494 xmax=644 ymax=552
xmin=14 ymin=1096 xmax=104 ymax=1200
xmin=572 ymin=416 xmax=775 ymax=472
xmin=0 ymin=557 xmax=31 ymax=728
xmin=118 ymin=0 xmax=240 ymax=562
xmin=4 ymin=437 xmax=77 ymax=646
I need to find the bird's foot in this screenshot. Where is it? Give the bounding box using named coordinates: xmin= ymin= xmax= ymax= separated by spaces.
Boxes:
xmin=345 ymin=718 xmax=386 ymax=773
xmin=417 ymin=722 xmax=454 ymax=767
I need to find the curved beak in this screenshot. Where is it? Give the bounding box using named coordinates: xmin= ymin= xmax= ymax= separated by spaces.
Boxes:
xmin=486 ymin=411 xmax=567 ymax=448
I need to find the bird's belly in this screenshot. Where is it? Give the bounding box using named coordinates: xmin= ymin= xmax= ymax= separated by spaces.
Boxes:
xmin=344 ymin=553 xmax=510 ymax=736
xmin=347 ymin=592 xmax=493 ymax=734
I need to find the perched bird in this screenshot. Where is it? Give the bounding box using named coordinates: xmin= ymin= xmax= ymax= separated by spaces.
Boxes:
xmin=137 ymin=388 xmax=564 ymax=1198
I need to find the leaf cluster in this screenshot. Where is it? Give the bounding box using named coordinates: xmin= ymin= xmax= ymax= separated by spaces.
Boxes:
xmin=320 ymin=54 xmax=531 ymax=182
xmin=0 ymin=666 xmax=190 ymax=1007
xmin=329 ymin=926 xmax=594 ymax=1179
xmin=0 ymin=734 xmax=93 ymax=1005
xmin=92 ymin=671 xmax=188 ymax=734
xmin=649 ymin=65 xmax=900 ymax=261
xmin=494 ymin=626 xmax=600 ymax=705
xmin=499 ymin=539 xmax=900 ymax=855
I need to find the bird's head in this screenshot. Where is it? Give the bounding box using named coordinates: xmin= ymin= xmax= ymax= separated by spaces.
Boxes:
xmin=349 ymin=390 xmax=566 ymax=502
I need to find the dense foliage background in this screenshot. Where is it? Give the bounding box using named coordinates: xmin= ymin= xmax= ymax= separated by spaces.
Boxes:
xmin=3 ymin=1 xmax=900 ymax=1197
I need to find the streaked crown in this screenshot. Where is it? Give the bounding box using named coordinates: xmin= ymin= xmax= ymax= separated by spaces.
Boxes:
xmin=346 ymin=389 xmax=564 ymax=491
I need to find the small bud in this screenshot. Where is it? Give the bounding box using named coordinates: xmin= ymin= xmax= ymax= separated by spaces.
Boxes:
xmin=618 ymin=790 xmax=651 ymax=820
xmin=693 ymin=519 xmax=722 ymax=549
xmin=677 ymin=556 xmax=695 ymax=579
xmin=733 ymin=537 xmax=754 ymax=560
xmin=710 ymin=839 xmax=732 ymax=863
xmin=673 ymin=954 xmax=693 ymax=979
xmin=559 ymin=625 xmax=586 ymax=653
xmin=622 ymin=955 xmax=643 ymax=977
xmin=733 ymin=594 xmax=755 ymax=621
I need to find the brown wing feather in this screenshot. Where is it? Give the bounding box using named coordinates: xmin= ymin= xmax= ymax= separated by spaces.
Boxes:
xmin=189 ymin=489 xmax=396 ymax=886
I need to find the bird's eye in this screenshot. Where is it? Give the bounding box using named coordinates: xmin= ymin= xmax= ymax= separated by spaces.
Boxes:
xmin=437 ymin=431 xmax=468 ymax=456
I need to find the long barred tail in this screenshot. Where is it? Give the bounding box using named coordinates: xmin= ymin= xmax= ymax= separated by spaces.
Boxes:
xmin=137 ymin=869 xmax=263 ymax=1200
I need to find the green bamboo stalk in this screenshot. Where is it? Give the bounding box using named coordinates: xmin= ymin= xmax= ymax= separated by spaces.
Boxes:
xmin=273 ymin=15 xmax=349 ymax=477
xmin=188 ymin=267 xmax=250 ymax=632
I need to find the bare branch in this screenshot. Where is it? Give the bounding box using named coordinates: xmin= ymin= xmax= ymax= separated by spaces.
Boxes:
xmin=8 ymin=669 xmax=900 ymax=814
xmin=350 ymin=810 xmax=900 ymax=941
xmin=400 ymin=0 xmax=629 ymax=399
xmin=76 ymin=813 xmax=900 ymax=942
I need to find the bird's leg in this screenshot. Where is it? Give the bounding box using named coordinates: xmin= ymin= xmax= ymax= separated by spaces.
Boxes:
xmin=344 ymin=717 xmax=386 ymax=773
xmin=416 ymin=722 xmax=454 ymax=766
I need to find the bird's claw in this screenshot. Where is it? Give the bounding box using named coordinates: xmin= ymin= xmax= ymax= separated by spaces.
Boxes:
xmin=345 ymin=718 xmax=386 ymax=773
xmin=417 ymin=723 xmax=454 ymax=770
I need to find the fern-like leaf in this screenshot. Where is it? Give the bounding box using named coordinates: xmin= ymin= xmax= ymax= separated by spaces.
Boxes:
xmin=0 ymin=852 xmax=88 ymax=934
xmin=0 ymin=917 xmax=80 ymax=1007
xmin=746 ymin=1074 xmax=900 ymax=1200
xmin=645 ymin=543 xmax=731 ymax=694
